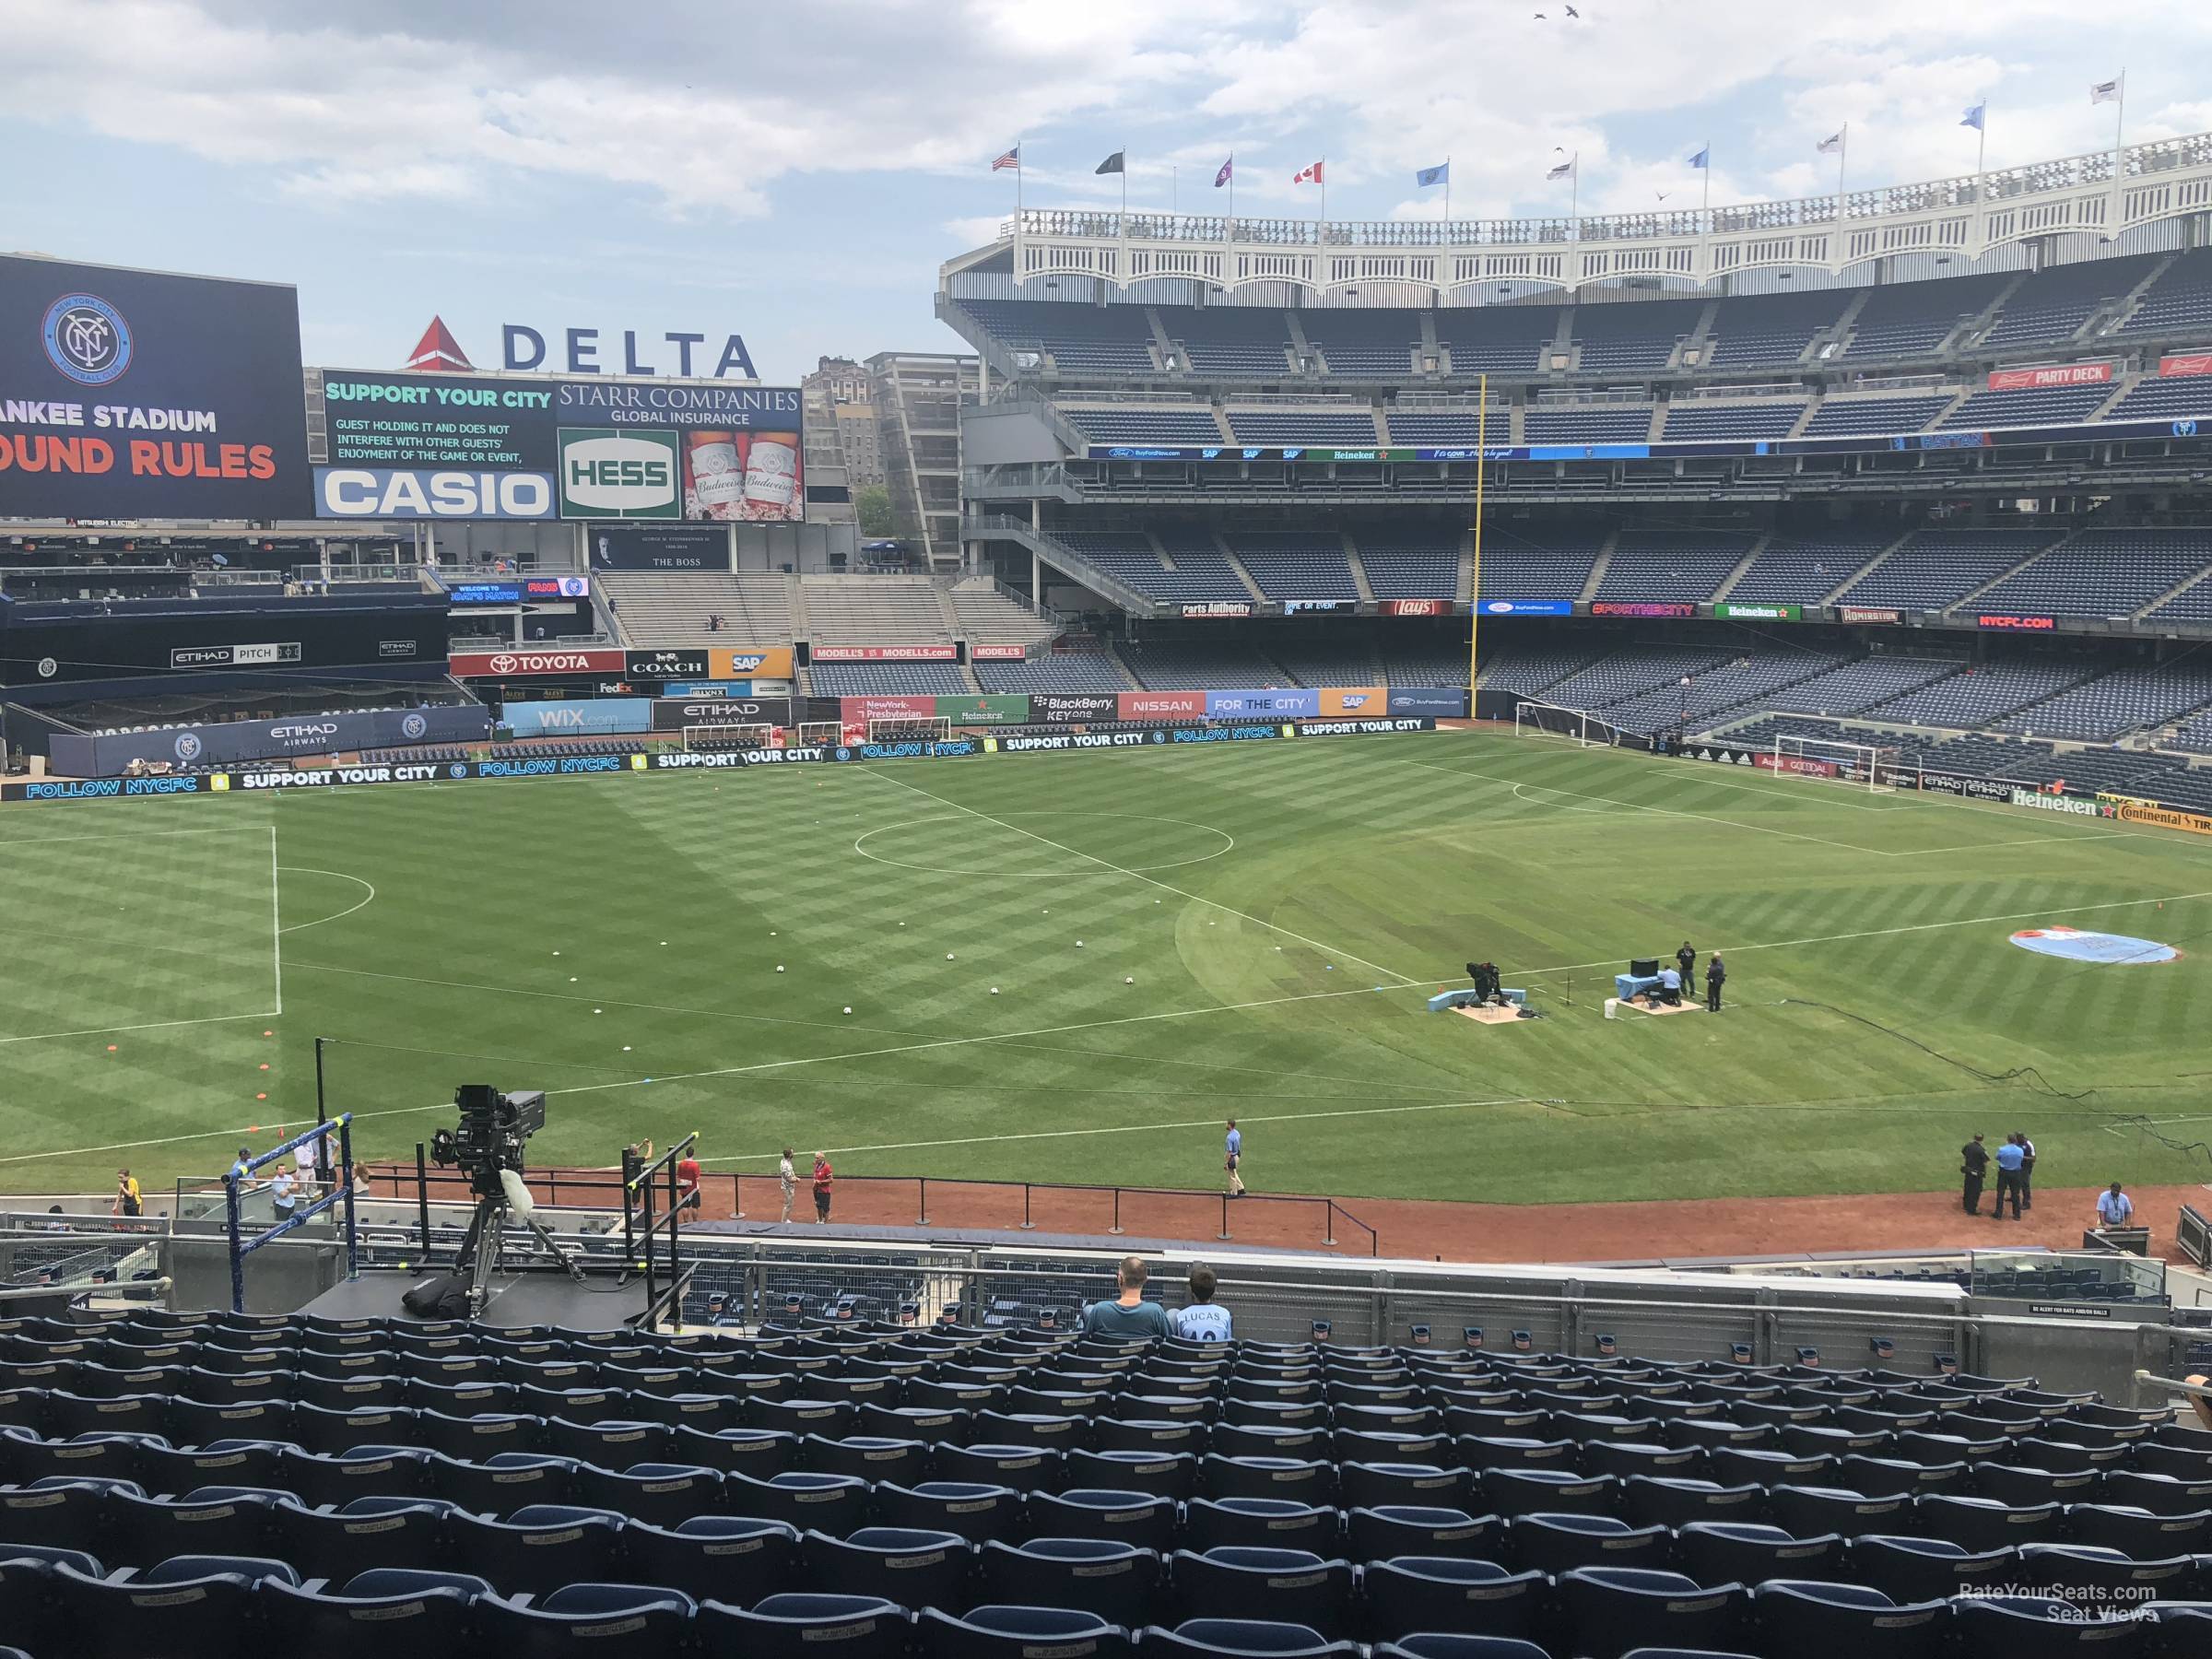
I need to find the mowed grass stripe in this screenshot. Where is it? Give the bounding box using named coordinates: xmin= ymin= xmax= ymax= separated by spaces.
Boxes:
xmin=4 ymin=730 xmax=2206 ymax=1201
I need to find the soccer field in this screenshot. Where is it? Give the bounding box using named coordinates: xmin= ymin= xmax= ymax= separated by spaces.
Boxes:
xmin=4 ymin=727 xmax=2208 ymax=1206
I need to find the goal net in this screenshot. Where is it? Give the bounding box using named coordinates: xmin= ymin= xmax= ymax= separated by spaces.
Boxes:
xmin=681 ymin=723 xmax=775 ymax=752
xmin=867 ymin=716 xmax=952 ymax=744
xmin=1515 ymin=700 xmax=1618 ymax=747
xmin=1771 ymin=733 xmax=1904 ymax=793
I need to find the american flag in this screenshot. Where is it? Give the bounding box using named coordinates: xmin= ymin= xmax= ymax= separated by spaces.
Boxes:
xmin=992 ymin=145 xmax=1020 ymax=171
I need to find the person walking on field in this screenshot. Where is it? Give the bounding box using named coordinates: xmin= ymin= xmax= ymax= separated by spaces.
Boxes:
xmin=811 ymin=1153 xmax=833 ymax=1223
xmin=779 ymin=1148 xmax=796 ymax=1224
xmin=1224 ymin=1120 xmax=1245 ymax=1198
xmin=2015 ymin=1131 xmax=2036 ymax=1212
xmin=1704 ymin=953 xmax=1725 ymax=1013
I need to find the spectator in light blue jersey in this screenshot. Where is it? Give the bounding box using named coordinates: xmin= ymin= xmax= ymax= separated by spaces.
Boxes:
xmin=1172 ymin=1263 xmax=1233 ymax=1343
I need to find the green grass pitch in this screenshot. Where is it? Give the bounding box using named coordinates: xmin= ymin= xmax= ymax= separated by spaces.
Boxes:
xmin=3 ymin=728 xmax=2208 ymax=1206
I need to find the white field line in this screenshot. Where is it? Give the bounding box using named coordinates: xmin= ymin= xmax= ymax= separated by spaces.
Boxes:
xmin=853 ymin=765 xmax=1419 ymax=985
xmin=0 ymin=825 xmax=275 ymax=847
xmin=269 ymin=825 xmax=282 ymax=1016
xmin=0 ymin=1010 xmax=276 ymax=1052
xmin=276 ymin=868 xmax=378 ymax=935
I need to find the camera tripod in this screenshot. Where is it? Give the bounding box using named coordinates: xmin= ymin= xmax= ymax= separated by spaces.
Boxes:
xmin=451 ymin=1168 xmax=586 ymax=1317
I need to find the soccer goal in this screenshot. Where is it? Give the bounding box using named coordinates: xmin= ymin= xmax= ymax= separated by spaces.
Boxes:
xmin=1772 ymin=733 xmax=1905 ymax=794
xmin=1515 ymin=700 xmax=1612 ymax=747
xmin=796 ymin=721 xmax=844 ymax=748
xmin=868 ymin=716 xmax=952 ymax=744
xmin=681 ymin=723 xmax=775 ymax=752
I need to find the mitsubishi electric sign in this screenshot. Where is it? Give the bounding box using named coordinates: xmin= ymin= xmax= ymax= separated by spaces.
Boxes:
xmin=558 ymin=429 xmax=680 ymax=519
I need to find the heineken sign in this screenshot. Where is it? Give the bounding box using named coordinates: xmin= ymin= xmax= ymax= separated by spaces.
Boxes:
xmin=1715 ymin=601 xmax=1801 ymax=622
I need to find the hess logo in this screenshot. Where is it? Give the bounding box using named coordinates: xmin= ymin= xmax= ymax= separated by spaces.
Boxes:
xmin=563 ymin=437 xmax=675 ymax=510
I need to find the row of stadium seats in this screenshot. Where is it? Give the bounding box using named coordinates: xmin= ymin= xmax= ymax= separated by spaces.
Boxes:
xmin=1054 ymin=374 xmax=2206 ymax=450
xmin=3 ymin=1312 xmax=2206 ymax=1659
xmin=954 ymin=249 xmax=2206 ymax=384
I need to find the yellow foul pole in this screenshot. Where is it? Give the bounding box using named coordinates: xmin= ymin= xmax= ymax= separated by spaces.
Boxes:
xmin=1468 ymin=372 xmax=1488 ymax=714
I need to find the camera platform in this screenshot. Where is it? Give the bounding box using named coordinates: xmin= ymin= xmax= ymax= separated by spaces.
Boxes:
xmin=301 ymin=1263 xmax=653 ymax=1333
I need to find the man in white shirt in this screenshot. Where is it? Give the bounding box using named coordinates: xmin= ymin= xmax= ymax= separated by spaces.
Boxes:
xmin=2095 ymin=1182 xmax=2135 ymax=1229
xmin=269 ymin=1168 xmax=298 ymax=1225
xmin=1172 ymin=1264 xmax=1233 ymax=1343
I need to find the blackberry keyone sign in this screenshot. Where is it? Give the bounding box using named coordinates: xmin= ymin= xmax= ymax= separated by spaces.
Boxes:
xmin=0 ymin=253 xmax=312 ymax=518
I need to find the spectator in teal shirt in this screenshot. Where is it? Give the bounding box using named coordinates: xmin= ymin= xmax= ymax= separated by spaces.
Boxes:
xmin=1081 ymin=1255 xmax=1174 ymax=1339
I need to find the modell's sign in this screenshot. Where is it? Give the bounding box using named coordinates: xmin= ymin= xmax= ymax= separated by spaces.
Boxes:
xmin=969 ymin=644 xmax=1029 ymax=660
xmin=810 ymin=644 xmax=959 ymax=662
xmin=1986 ymin=360 xmax=2113 ymax=391
xmin=450 ymin=648 xmax=624 ymax=677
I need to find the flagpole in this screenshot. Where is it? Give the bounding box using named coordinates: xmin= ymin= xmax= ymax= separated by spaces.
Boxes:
xmin=1571 ymin=153 xmax=1579 ymax=237
xmin=1016 ymin=138 xmax=1023 ymax=225
xmin=1229 ymin=155 xmax=1235 ymax=227
xmin=1700 ymin=141 xmax=1710 ymax=222
xmin=1321 ymin=158 xmax=1327 ymax=227
xmin=1445 ymin=156 xmax=1452 ymax=225
xmin=1837 ymin=122 xmax=1848 ymax=223
xmin=1122 ymin=144 xmax=1128 ymax=221
xmin=2113 ymin=71 xmax=2128 ymax=237
xmin=1172 ymin=165 xmax=1178 ymax=217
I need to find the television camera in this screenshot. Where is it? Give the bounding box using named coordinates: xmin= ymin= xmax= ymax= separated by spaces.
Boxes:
xmin=416 ymin=1084 xmax=583 ymax=1317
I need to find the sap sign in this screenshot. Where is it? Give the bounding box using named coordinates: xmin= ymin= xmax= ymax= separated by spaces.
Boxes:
xmin=315 ymin=467 xmax=556 ymax=519
xmin=503 ymin=324 xmax=759 ymax=380
xmin=558 ymin=430 xmax=678 ymax=519
xmin=503 ymin=698 xmax=653 ymax=735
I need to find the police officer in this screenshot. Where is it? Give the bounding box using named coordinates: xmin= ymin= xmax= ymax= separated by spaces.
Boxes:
xmin=1960 ymin=1133 xmax=1989 ymax=1216
xmin=1704 ymin=953 xmax=1725 ymax=1012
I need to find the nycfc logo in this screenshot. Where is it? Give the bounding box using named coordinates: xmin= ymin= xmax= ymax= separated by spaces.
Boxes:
xmin=400 ymin=712 xmax=429 ymax=740
xmin=42 ymin=293 xmax=133 ymax=386
xmin=1149 ymin=730 xmax=1168 ymax=743
xmin=448 ymin=763 xmax=468 ymax=779
xmin=35 ymin=656 xmax=58 ymax=679
xmin=834 ymin=747 xmax=853 ymax=761
xmin=173 ymin=733 xmax=204 ymax=762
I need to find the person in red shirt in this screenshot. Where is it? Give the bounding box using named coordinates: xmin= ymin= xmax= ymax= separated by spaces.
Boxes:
xmin=676 ymin=1143 xmax=702 ymax=1213
xmin=812 ymin=1153 xmax=833 ymax=1223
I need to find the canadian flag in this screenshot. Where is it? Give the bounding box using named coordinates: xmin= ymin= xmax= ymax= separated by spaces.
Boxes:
xmin=1293 ymin=159 xmax=1324 ymax=184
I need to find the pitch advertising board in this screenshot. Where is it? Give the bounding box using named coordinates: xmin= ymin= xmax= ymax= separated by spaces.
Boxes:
xmin=1030 ymin=693 xmax=1120 ymax=724
xmin=1477 ymin=599 xmax=1571 ymax=616
xmin=1591 ymin=601 xmax=1697 ymax=618
xmin=1318 ymin=686 xmax=1387 ymax=716
xmin=0 ymin=253 xmax=312 ymax=518
xmin=1714 ymin=601 xmax=1801 ymax=621
xmin=1206 ymin=688 xmax=1319 ymax=718
xmin=504 ymin=698 xmax=654 ymax=736
xmin=1386 ymin=687 xmax=1469 ymax=716
xmin=935 ymin=694 xmax=1030 ymax=725
xmin=1120 ymin=690 xmax=1206 ymax=721
xmin=1838 ymin=606 xmax=1902 ymax=624
xmin=652 ymin=697 xmax=796 ymax=730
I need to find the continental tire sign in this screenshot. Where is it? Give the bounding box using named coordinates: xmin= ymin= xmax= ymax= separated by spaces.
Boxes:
xmin=2117 ymin=801 xmax=2212 ymax=836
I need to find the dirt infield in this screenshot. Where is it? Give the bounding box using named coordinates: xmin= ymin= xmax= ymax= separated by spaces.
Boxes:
xmin=377 ymin=1166 xmax=2206 ymax=1265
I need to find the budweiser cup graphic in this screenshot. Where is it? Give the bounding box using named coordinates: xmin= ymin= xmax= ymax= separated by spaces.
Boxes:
xmin=743 ymin=433 xmax=800 ymax=519
xmin=684 ymin=431 xmax=748 ymax=521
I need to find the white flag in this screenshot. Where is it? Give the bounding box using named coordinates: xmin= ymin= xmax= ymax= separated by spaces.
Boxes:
xmin=2089 ymin=77 xmax=2122 ymax=105
xmin=1547 ymin=158 xmax=1576 ymax=181
xmin=1816 ymin=131 xmax=1844 ymax=154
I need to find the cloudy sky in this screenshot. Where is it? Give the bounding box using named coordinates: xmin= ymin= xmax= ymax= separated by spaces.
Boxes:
xmin=4 ymin=0 xmax=2206 ymax=382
